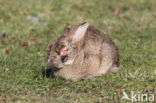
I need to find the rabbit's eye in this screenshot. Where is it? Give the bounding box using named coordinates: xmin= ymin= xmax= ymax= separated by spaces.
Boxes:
xmin=61 ymin=56 xmax=68 ymax=62
xmin=58 ymin=44 xmax=65 ymax=50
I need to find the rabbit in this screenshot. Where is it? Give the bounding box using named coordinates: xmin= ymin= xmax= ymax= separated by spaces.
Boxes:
xmin=48 ymin=22 xmax=119 ymax=81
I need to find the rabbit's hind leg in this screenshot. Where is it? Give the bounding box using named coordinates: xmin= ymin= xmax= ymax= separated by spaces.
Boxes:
xmin=97 ymin=60 xmax=113 ymax=75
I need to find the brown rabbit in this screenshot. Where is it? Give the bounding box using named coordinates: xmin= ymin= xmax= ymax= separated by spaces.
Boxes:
xmin=48 ymin=22 xmax=119 ymax=81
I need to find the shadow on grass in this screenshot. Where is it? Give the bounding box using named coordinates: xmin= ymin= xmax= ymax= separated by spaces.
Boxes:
xmin=42 ymin=67 xmax=61 ymax=78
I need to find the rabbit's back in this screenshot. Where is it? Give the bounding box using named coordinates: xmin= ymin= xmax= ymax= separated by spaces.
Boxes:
xmin=81 ymin=26 xmax=119 ymax=76
xmin=83 ymin=26 xmax=118 ymax=54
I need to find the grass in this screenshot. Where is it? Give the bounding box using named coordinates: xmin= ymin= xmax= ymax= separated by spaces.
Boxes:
xmin=0 ymin=0 xmax=156 ymax=102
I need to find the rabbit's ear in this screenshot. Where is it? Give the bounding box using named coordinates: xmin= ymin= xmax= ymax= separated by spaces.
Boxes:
xmin=72 ymin=22 xmax=89 ymax=44
xmin=48 ymin=42 xmax=55 ymax=56
xmin=48 ymin=42 xmax=54 ymax=51
xmin=63 ymin=28 xmax=70 ymax=36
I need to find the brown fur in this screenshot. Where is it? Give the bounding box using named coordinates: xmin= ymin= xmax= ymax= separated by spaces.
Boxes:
xmin=48 ymin=23 xmax=119 ymax=81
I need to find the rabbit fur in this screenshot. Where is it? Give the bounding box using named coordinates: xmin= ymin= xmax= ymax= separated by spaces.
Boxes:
xmin=48 ymin=22 xmax=119 ymax=81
